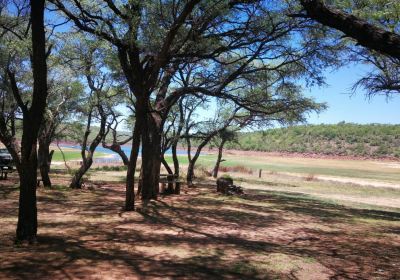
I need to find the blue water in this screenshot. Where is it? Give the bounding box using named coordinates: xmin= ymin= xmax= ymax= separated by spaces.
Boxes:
xmin=61 ymin=144 xmax=190 ymax=159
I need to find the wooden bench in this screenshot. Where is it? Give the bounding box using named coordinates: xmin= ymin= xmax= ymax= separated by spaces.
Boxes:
xmin=159 ymin=173 xmax=179 ymax=183
xmin=159 ymin=174 xmax=181 ymax=194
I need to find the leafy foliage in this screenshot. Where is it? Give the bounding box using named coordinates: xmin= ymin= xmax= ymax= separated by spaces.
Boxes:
xmin=226 ymin=122 xmax=400 ymax=158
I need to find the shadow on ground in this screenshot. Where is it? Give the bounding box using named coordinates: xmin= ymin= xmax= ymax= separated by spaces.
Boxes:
xmin=0 ymin=177 xmax=399 ymax=280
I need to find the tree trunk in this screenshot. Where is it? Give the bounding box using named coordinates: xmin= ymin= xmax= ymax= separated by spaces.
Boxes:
xmin=186 ymin=160 xmax=195 ymax=187
xmin=16 ymin=0 xmax=47 ymax=243
xmin=212 ymin=139 xmax=226 ymax=178
xmin=70 ymin=157 xmax=93 ymax=189
xmin=16 ymin=152 xmax=38 ymax=243
xmin=38 ymin=137 xmax=53 ymax=187
xmin=103 ymin=142 xmax=130 ymax=165
xmin=172 ymin=143 xmax=180 ymax=176
xmin=140 ymin=111 xmax=162 ymax=201
xmin=171 ymin=143 xmax=180 ymax=194
xmin=186 ymin=136 xmax=214 ymax=186
xmin=124 ymin=116 xmax=142 ymax=211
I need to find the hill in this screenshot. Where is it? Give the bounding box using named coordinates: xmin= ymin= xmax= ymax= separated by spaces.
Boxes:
xmin=226 ymin=122 xmax=400 ymax=159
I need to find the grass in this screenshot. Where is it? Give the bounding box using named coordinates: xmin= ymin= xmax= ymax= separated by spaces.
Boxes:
xmin=52 ymin=150 xmax=109 ymax=161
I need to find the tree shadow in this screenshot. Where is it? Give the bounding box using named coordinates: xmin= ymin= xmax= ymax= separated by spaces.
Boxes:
xmin=0 ymin=182 xmax=399 ymax=279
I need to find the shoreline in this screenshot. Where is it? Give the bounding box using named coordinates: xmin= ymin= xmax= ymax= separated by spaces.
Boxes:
xmin=53 ymin=141 xmax=400 ymax=162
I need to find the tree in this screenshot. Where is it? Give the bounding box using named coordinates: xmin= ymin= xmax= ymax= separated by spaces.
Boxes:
xmin=212 ymin=128 xmax=237 ymax=178
xmin=50 ymin=0 xmax=337 ymax=208
xmin=294 ymin=0 xmax=400 ymax=97
xmin=102 ymin=111 xmax=132 ymax=166
xmin=0 ymin=0 xmax=49 ymax=243
xmin=60 ymin=37 xmax=120 ymax=189
xmin=297 ymin=0 xmax=400 ymax=60
xmin=38 ymin=65 xmax=82 ymax=187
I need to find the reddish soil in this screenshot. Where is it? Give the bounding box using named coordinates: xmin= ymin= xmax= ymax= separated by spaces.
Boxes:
xmin=0 ymin=174 xmax=399 ymax=279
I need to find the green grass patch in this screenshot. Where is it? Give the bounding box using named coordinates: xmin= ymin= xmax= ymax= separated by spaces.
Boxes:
xmin=52 ymin=150 xmax=109 ymax=161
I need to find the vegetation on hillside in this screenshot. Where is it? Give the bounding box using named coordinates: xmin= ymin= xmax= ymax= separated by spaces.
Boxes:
xmin=226 ymin=122 xmax=400 ymax=158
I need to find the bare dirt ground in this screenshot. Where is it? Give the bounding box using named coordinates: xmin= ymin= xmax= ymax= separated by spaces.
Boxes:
xmin=1 ymin=174 xmax=399 ymax=280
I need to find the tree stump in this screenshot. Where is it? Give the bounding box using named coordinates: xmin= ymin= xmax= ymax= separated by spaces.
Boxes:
xmin=216 ymin=177 xmax=233 ymax=193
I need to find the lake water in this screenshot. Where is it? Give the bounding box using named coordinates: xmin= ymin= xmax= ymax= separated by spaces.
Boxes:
xmin=60 ymin=144 xmax=193 ymax=159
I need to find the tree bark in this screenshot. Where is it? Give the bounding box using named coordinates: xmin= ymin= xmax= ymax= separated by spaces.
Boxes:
xmin=38 ymin=136 xmax=53 ymax=187
xmin=186 ymin=160 xmax=196 ymax=187
xmin=103 ymin=142 xmax=130 ymax=165
xmin=124 ymin=113 xmax=142 ymax=211
xmin=186 ymin=135 xmax=215 ymax=186
xmin=212 ymin=139 xmax=226 ymax=178
xmin=16 ymin=0 xmax=48 ymax=243
xmin=140 ymin=110 xmax=162 ymax=201
xmin=299 ymin=0 xmax=400 ymax=59
xmin=16 ymin=154 xmax=38 ymax=243
xmin=70 ymin=158 xmax=92 ymax=188
xmin=171 ymin=143 xmax=180 ymax=175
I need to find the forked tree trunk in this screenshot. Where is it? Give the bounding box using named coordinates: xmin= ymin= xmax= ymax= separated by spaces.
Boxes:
xmin=70 ymin=106 xmax=106 ymax=189
xmin=186 ymin=136 xmax=214 ymax=186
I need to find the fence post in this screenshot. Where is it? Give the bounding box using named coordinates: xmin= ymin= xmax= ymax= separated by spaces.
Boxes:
xmin=258 ymin=169 xmax=262 ymax=178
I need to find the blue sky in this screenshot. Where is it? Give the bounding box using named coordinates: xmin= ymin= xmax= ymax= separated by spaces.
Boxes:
xmin=305 ymin=63 xmax=400 ymax=125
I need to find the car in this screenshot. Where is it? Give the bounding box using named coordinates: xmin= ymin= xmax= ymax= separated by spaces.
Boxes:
xmin=0 ymin=148 xmax=14 ymax=171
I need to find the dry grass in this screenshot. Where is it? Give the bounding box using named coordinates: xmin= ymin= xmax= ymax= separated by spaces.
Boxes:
xmin=0 ymin=172 xmax=399 ymax=279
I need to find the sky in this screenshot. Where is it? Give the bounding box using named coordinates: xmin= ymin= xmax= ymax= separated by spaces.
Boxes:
xmin=304 ymin=63 xmax=400 ymax=125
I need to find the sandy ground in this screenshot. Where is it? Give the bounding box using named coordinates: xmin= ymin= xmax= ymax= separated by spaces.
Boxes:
xmin=315 ymin=175 xmax=400 ymax=189
xmin=282 ymin=173 xmax=400 ymax=189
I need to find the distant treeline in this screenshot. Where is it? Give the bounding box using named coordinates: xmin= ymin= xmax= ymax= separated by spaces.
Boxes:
xmin=225 ymin=122 xmax=400 ymax=158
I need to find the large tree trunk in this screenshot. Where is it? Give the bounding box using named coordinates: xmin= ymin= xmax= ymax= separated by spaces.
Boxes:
xmin=38 ymin=137 xmax=53 ymax=187
xmin=124 ymin=115 xmax=142 ymax=211
xmin=140 ymin=111 xmax=162 ymax=201
xmin=16 ymin=149 xmax=38 ymax=243
xmin=212 ymin=139 xmax=226 ymax=178
xmin=16 ymin=0 xmax=47 ymax=243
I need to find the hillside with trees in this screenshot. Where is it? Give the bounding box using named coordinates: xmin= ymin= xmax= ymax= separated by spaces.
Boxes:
xmin=227 ymin=123 xmax=400 ymax=158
